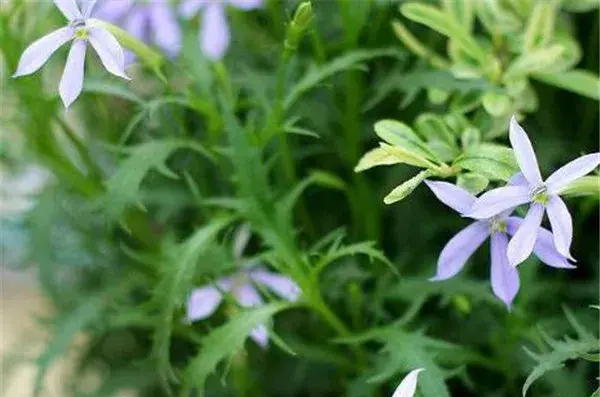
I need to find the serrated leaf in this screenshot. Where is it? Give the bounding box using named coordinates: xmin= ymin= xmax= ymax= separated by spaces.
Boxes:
xmin=401 ymin=3 xmax=486 ymax=63
xmin=181 ymin=303 xmax=290 ymax=397
xmin=457 ymin=172 xmax=489 ymax=195
xmin=457 ymin=144 xmax=519 ymax=181
xmin=355 ymin=147 xmax=405 ymax=172
xmin=284 ymin=48 xmax=400 ymax=109
xmin=103 ymin=140 xmax=212 ymax=223
xmin=384 ymin=170 xmax=432 ymax=204
xmin=533 ymin=69 xmax=600 ymax=101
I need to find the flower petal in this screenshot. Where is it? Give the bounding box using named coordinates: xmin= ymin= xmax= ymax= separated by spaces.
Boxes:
xmin=466 ymin=186 xmax=530 ymax=219
xmin=490 ymin=232 xmax=520 ymax=309
xmin=54 ymin=0 xmax=82 ymax=21
xmin=186 ymin=285 xmax=223 ymax=321
xmin=545 ymin=153 xmax=600 ymax=194
xmin=180 ymin=0 xmax=208 ymax=18
xmin=13 ymin=27 xmax=74 ymax=77
xmin=201 ymin=3 xmax=230 ymax=60
xmin=546 ymin=195 xmax=575 ymax=260
xmin=507 ymin=203 xmax=544 ymax=267
xmin=59 ymin=39 xmax=87 ymax=107
xmin=509 ymin=116 xmax=542 ymax=185
xmin=424 ymin=180 xmax=475 ymax=214
xmin=80 ymin=0 xmax=97 ymax=18
xmin=506 ymin=217 xmax=575 ymax=269
xmin=250 ymin=270 xmax=301 ymax=301
xmin=430 ymin=221 xmax=489 ymax=281
xmin=92 ymin=0 xmax=133 ymax=21
xmin=507 ymin=172 xmax=528 ymax=186
xmin=391 ymin=368 xmax=425 ymax=397
xmin=229 ymin=0 xmax=263 ymax=10
xmin=150 ymin=0 xmax=182 ymax=57
xmin=232 ymin=283 xmax=263 ymax=308
xmin=88 ymin=27 xmax=129 ymax=79
xmin=249 ymin=324 xmax=269 ymax=348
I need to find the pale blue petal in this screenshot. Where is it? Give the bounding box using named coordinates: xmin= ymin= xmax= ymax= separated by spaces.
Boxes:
xmin=233 ymin=283 xmax=263 ymax=308
xmin=13 ymin=27 xmax=74 ymax=77
xmin=391 ymin=368 xmax=425 ymax=397
xmin=92 ymin=0 xmax=133 ymax=21
xmin=424 ymin=180 xmax=475 ymax=214
xmin=180 ymin=0 xmax=208 ymax=18
xmin=545 ymin=153 xmax=600 ymax=194
xmin=249 ymin=323 xmax=269 ymax=348
xmin=201 ymin=3 xmax=230 ymax=60
xmin=54 ymin=0 xmax=82 ymax=21
xmin=150 ymin=0 xmax=182 ymax=57
xmin=509 ymin=116 xmax=542 ymax=185
xmin=490 ymin=232 xmax=519 ymax=309
xmin=186 ymin=285 xmax=223 ymax=321
xmin=507 ymin=203 xmax=544 ymax=267
xmin=59 ymin=39 xmax=87 ymax=107
xmin=229 ymin=0 xmax=263 ymax=10
xmin=88 ymin=26 xmax=129 ymax=79
xmin=546 ymin=195 xmax=575 ymax=260
xmin=467 ymin=186 xmax=530 ymax=219
xmin=250 ymin=269 xmax=301 ymax=301
xmin=507 ymin=172 xmax=528 ymax=186
xmin=506 ymin=217 xmax=575 ymax=269
xmin=80 ymin=0 xmax=97 ymax=18
xmin=430 ymin=221 xmax=489 ymax=281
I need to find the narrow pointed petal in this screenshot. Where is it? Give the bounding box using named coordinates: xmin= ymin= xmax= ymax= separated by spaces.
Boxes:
xmin=506 ymin=217 xmax=575 ymax=269
xmin=186 ymin=285 xmax=223 ymax=321
xmin=546 ymin=195 xmax=575 ymax=260
xmin=430 ymin=221 xmax=489 ymax=281
xmin=150 ymin=1 xmax=182 ymax=57
xmin=508 ymin=172 xmax=528 ymax=186
xmin=88 ymin=27 xmax=129 ymax=79
xmin=201 ymin=3 xmax=230 ymax=60
xmin=249 ymin=324 xmax=269 ymax=348
xmin=80 ymin=0 xmax=97 ymax=18
xmin=509 ymin=116 xmax=542 ymax=185
xmin=180 ymin=0 xmax=208 ymax=18
xmin=391 ymin=368 xmax=425 ymax=397
xmin=507 ymin=203 xmax=544 ymax=267
xmin=490 ymin=232 xmax=520 ymax=309
xmin=59 ymin=40 xmax=86 ymax=107
xmin=232 ymin=283 xmax=263 ymax=308
xmin=545 ymin=153 xmax=600 ymax=194
xmin=229 ymin=0 xmax=263 ymax=10
xmin=92 ymin=0 xmax=133 ymax=21
xmin=124 ymin=9 xmax=147 ymax=40
xmin=467 ymin=186 xmax=530 ymax=219
xmin=424 ymin=180 xmax=475 ymax=214
xmin=53 ymin=0 xmax=82 ymax=21
xmin=250 ymin=270 xmax=301 ymax=302
xmin=13 ymin=27 xmax=74 ymax=77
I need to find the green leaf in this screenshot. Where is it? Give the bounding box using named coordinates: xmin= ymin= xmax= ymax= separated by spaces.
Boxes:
xmin=504 ymin=45 xmax=565 ymax=78
xmin=383 ymin=170 xmax=432 ymax=204
xmin=442 ymin=0 xmax=474 ymax=31
xmin=460 ymin=127 xmax=481 ymax=149
xmin=400 ymin=3 xmax=486 ymax=63
xmin=102 ymin=140 xmax=212 ymax=223
xmin=414 ymin=113 xmax=456 ymax=147
xmin=523 ymin=0 xmax=557 ymax=51
xmin=181 ymin=303 xmax=291 ymax=397
xmin=354 ymin=147 xmax=404 ymax=172
xmin=152 ymin=219 xmax=233 ymax=390
xmin=561 ymin=0 xmax=599 ymax=12
xmin=456 ymin=144 xmax=519 ymax=181
xmin=457 ymin=172 xmax=489 ymax=195
xmin=315 ymin=239 xmax=395 ymax=276
xmin=475 ymin=0 xmax=522 ymax=34
xmin=560 ymin=176 xmax=600 ymax=198
xmin=374 ymin=119 xmax=438 ymax=161
xmin=380 ymin=143 xmax=437 ymax=169
xmin=83 ymin=79 xmax=144 ymax=104
xmin=482 ymin=92 xmax=511 ymax=117
xmin=284 ymin=48 xmax=400 ymax=109
xmin=533 ymin=69 xmax=600 ymax=101
xmin=391 ymin=20 xmax=449 ymax=69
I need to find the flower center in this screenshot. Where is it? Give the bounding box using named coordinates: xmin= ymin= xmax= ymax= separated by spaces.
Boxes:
xmin=489 ymin=217 xmax=507 ymax=233
xmin=70 ymin=19 xmax=88 ymax=39
xmin=530 ymin=183 xmax=548 ymax=205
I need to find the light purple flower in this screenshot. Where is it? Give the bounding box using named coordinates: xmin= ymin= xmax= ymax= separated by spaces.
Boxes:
xmin=186 ymin=268 xmax=301 ymax=347
xmin=93 ymin=0 xmax=181 ymax=60
xmin=180 ymin=0 xmax=262 ymax=60
xmin=426 ymin=179 xmax=574 ymax=308
xmin=391 ymin=368 xmax=425 ymax=397
xmin=13 ymin=0 xmax=129 ymax=108
xmin=467 ymin=116 xmax=600 ymax=267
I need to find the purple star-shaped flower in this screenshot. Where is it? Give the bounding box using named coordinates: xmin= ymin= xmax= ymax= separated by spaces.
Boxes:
xmin=186 ymin=268 xmax=301 ymax=347
xmin=13 ymin=0 xmax=129 ymax=107
xmin=426 ymin=179 xmax=573 ymax=308
xmin=180 ymin=0 xmax=262 ymax=60
xmin=467 ymin=116 xmax=600 ymax=267
xmin=93 ymin=0 xmax=181 ymax=60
